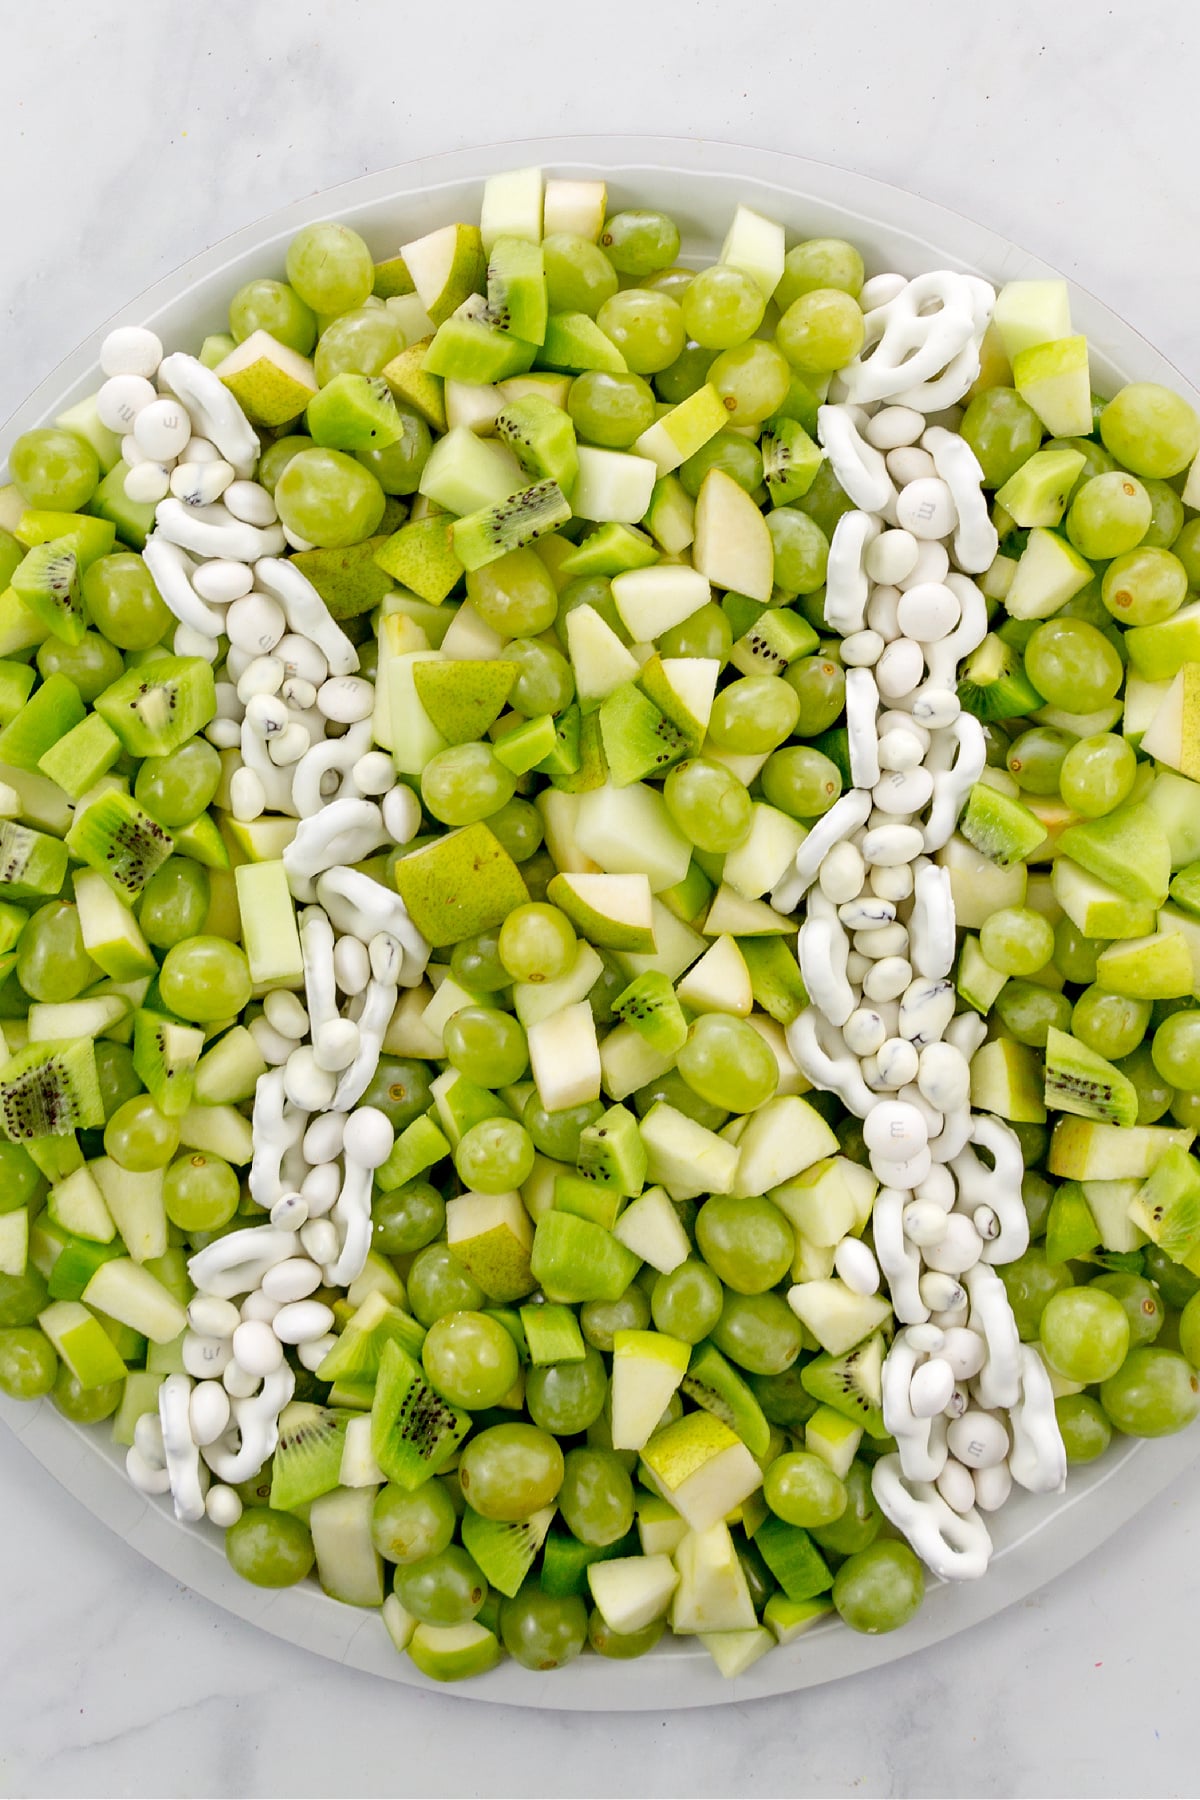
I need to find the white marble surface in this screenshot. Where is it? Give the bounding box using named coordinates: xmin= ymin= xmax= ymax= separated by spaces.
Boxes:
xmin=3 ymin=1 xmax=1200 ymax=1793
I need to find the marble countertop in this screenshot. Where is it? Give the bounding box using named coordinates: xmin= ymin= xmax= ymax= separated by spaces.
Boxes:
xmin=3 ymin=2 xmax=1200 ymax=1793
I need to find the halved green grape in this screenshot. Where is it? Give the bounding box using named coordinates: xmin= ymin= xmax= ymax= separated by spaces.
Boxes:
xmin=1023 ymin=618 xmax=1123 ymax=712
xmin=313 ymin=306 xmax=401 ymax=382
xmin=1065 ymin=472 xmax=1151 ymax=560
xmin=16 ymin=902 xmax=98 ymax=1003
xmin=832 ymin=1539 xmax=924 ymax=1635
xmin=163 ymin=1153 xmax=240 ymax=1231
xmin=467 ymin=547 xmax=558 ymax=636
xmin=159 ymin=938 xmax=252 ymax=1023
xmin=567 ymin=370 xmax=656 ymax=448
xmin=0 ymin=1327 xmax=57 ymax=1400
xmin=558 ymin=1447 xmax=635 ymax=1547
xmin=285 ymin=220 xmax=374 ymax=315
xmin=543 ymin=233 xmax=619 ymax=316
xmin=500 ymin=1585 xmax=588 ymax=1670
xmin=785 ymin=655 xmax=846 ymax=734
xmin=1073 ymin=985 xmax=1151 ymax=1061
xmin=443 ymin=1005 xmax=527 ymax=1087
xmin=498 ymin=903 xmax=577 ymax=984
xmin=274 ymin=446 xmax=385 ymax=548
xmin=764 ymin=1450 xmax=847 ymax=1528
xmin=680 ymin=265 xmax=765 ymax=350
xmin=1100 ymin=1347 xmax=1200 ymax=1435
xmin=10 ymin=428 xmax=99 ymax=511
xmin=372 ymin=1181 xmax=445 ymax=1256
xmin=776 ymin=289 xmax=865 ymax=374
xmin=600 ymin=210 xmax=681 ymax=276
xmin=707 ymin=674 xmax=801 ymax=754
xmin=712 ymin=1289 xmax=803 ymax=1374
xmin=1005 ymin=726 xmax=1075 ymax=796
xmin=959 ymin=387 xmax=1044 ymax=488
xmin=230 ymin=278 xmax=318 ymax=355
xmin=454 ymin=1117 xmax=535 ymax=1193
xmin=371 ymin=1478 xmax=457 ymax=1564
xmin=422 ymin=1310 xmax=520 ymax=1410
xmin=1054 ymin=1393 xmax=1113 ymax=1464
xmin=458 ymin=1423 xmax=564 ymax=1522
xmin=979 ymin=907 xmax=1054 ymax=977
xmin=762 ymin=745 xmax=842 ymax=819
xmin=525 ymin=1344 xmax=608 ymax=1435
xmin=663 ymin=757 xmax=754 ymax=852
xmin=406 ymin=1243 xmax=486 ymax=1328
xmin=138 ymin=859 xmax=210 ymax=950
xmin=421 ymin=743 xmax=516 ymax=827
xmin=1100 ymin=546 xmax=1188 ymax=627
xmin=650 ymin=1260 xmax=724 ymax=1344
xmin=708 ymin=341 xmax=791 ymax=426
xmin=596 ymin=290 xmax=685 ymax=375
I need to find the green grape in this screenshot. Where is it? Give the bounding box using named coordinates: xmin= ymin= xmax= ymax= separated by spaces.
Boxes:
xmin=579 ymin=1286 xmax=652 ymax=1353
xmin=1046 ymin=436 xmax=1119 ymax=496
xmin=643 ymin=267 xmax=695 ymax=301
xmin=274 ymin=447 xmax=385 ymax=548
xmin=225 ymin=1507 xmax=314 ymax=1587
xmin=372 ymin=1181 xmax=445 ymax=1256
xmin=1152 ymin=1010 xmax=1200 ymax=1087
xmin=1180 ymin=1292 xmax=1200 ymax=1367
xmin=500 ymin=1585 xmax=588 ymax=1670
xmin=588 ymin=954 xmax=629 ymax=1027
xmin=785 ymin=656 xmax=845 ymax=734
xmin=695 ymin=1193 xmax=793 ymax=1293
xmin=0 ymin=1143 xmax=40 ymax=1215
xmin=498 ymin=903 xmax=577 ymax=983
xmin=764 ymin=1450 xmax=847 ymax=1527
xmin=1114 ymin=1041 xmax=1175 ymax=1125
xmin=761 ymin=745 xmax=842 ymax=819
xmin=679 ymin=429 xmax=762 ymax=499
xmin=567 ymin=370 xmax=656 ymax=448
xmin=421 ymin=742 xmax=516 ymax=827
xmin=138 ymin=858 xmax=210 ymax=949
xmin=522 ymin=1094 xmax=604 ymax=1161
xmin=708 ymin=341 xmax=790 ymax=426
xmin=1012 ymin=1120 xmax=1049 ymax=1168
xmin=443 ymin=1005 xmax=527 ymax=1087
xmin=680 ymin=265 xmax=765 ymax=350
xmin=748 ymin=1364 xmax=818 ymax=1429
xmin=707 ymin=674 xmax=801 ymax=753
xmin=993 ymin=980 xmax=1072 ymax=1048
xmin=1065 ymin=471 xmax=1151 ymax=559
xmin=542 ymin=233 xmax=619 ymax=316
xmin=256 ymin=436 xmax=310 ymax=495
xmin=662 ymin=757 xmax=753 ymax=852
xmin=600 ymin=210 xmax=681 ymax=276
xmin=959 ymin=387 xmax=1044 ymax=488
xmin=679 ymin=1015 xmax=779 ymax=1115
xmin=392 ymin=1544 xmax=487 ymax=1627
xmin=1092 ymin=1272 xmax=1164 ymax=1348
xmin=134 ymin=737 xmax=222 ymax=828
xmin=776 ymin=238 xmax=865 ymax=310
xmin=658 ymin=601 xmax=732 ymax=661
xmin=556 ymin=571 xmax=622 ymax=633
xmin=37 ymin=629 xmax=123 ymax=703
xmin=466 ymin=546 xmax=558 ymax=636
xmin=712 ymin=1289 xmax=802 ymax=1374
xmin=588 ymin=1608 xmax=665 ymax=1661
xmin=596 ymin=290 xmax=685 ymax=375
xmin=1023 ymin=618 xmax=1123 ymax=713
xmin=356 ymin=408 xmax=431 ymax=494
xmin=10 ymin=428 xmax=99 ymax=510
xmin=454 ymin=1117 xmax=535 ymax=1193
xmin=1145 ymin=1244 xmax=1200 ymax=1310
xmin=1172 ymin=517 xmax=1200 ymax=586
xmin=313 ymin=305 xmax=401 ymax=382
xmin=0 ymin=529 xmax=21 ymax=590
xmin=997 ymin=1247 xmax=1074 ymax=1341
xmin=285 ymin=220 xmax=374 ymax=314
xmin=635 ymin=1071 xmax=730 ymax=1133
xmin=979 ymin=906 xmax=1054 ymax=977
xmin=794 ymin=459 xmax=857 ymax=539
xmin=1053 ymin=916 xmax=1102 ymax=986
xmin=450 ymin=931 xmax=510 ymax=995
xmin=360 ymin=1056 xmax=434 ymax=1131
xmin=1099 ymin=382 xmax=1200 ymax=479
xmin=508 ymin=638 xmax=578 ymax=718
xmin=487 ymin=797 xmax=544 ymax=865
xmin=832 ymin=1539 xmax=924 ymax=1635
xmin=776 ymin=290 xmax=865 ymax=374
xmin=372 ymin=1478 xmax=457 ymax=1563
xmin=458 ymin=1422 xmax=564 ymax=1521
xmin=163 ymin=1153 xmax=240 ymax=1231
xmin=422 ymin=1310 xmax=520 ymax=1409
xmin=406 ymin=1243 xmax=486 ymax=1328
xmin=525 ymin=1343 xmax=608 ymax=1435
xmin=1100 ymin=546 xmax=1188 ymax=627
xmin=1139 ymin=477 xmax=1185 ymax=549
xmin=159 ymin=937 xmax=251 ymax=1023
xmin=768 ymin=508 xmax=830 ymax=594
xmin=1101 ymin=1345 xmax=1200 ymax=1435
xmin=1006 ymin=726 xmax=1075 ymax=795
xmin=229 ymin=278 xmax=317 ymax=354
xmin=1054 ymin=1392 xmax=1113 ymax=1464
xmin=16 ymin=902 xmax=98 ymax=1002
xmin=1072 ymin=985 xmax=1150 ymax=1061
xmin=52 ymin=1366 xmax=122 ymax=1425
xmin=557 ymin=1447 xmax=635 ymax=1547
xmin=0 ymin=1327 xmax=57 ymax=1399
xmin=810 ymin=1459 xmax=881 ymax=1556
xmin=104 ymin=1095 xmax=179 ymax=1172
xmin=650 ymin=1260 xmax=724 ymax=1343
xmin=0 ymin=1267 xmax=49 ymax=1328
xmin=655 ymin=342 xmax=719 ymax=406
xmin=1058 ymin=733 xmax=1136 ymax=817
xmin=1041 ymin=1287 xmax=1130 ymax=1384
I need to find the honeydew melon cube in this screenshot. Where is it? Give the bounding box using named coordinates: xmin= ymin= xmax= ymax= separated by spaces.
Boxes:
xmin=700 ymin=1625 xmax=776 ymax=1678
xmin=0 ymin=1207 xmax=27 ymax=1276
xmin=574 ymin=782 xmax=692 ymax=892
xmin=384 ymin=652 xmax=448 ymax=774
xmin=610 ymin=1329 xmax=691 ymax=1450
xmin=611 ymin=565 xmax=711 ymax=640
xmin=720 ymin=204 xmax=786 ymax=301
xmin=73 ymin=868 xmax=156 ymax=980
xmin=418 ymin=428 xmax=523 ymax=515
xmin=38 ymin=1298 xmax=126 ymax=1388
xmin=733 ymin=1095 xmax=838 ymax=1197
xmin=46 ymin=1165 xmax=115 ymax=1244
xmin=527 ymin=1000 xmax=601 ymax=1110
xmin=722 ymin=805 xmax=807 ymax=901
xmin=612 ymin=1185 xmax=692 ymax=1273
xmin=992 ymin=279 xmax=1073 ymax=361
xmin=615 ymin=901 xmax=706 ymax=983
xmin=571 ymin=447 xmax=658 ymax=523
xmin=480 ymin=166 xmax=543 ymax=252
xmin=235 ymin=860 xmax=303 ymax=987
xmin=588 ymin=1553 xmax=679 ymax=1635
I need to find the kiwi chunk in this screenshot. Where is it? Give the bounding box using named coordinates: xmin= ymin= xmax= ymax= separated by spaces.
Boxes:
xmin=11 ymin=540 xmax=87 ymax=645
xmin=450 ymin=480 xmax=572 ymax=573
xmin=461 ymin=1505 xmax=555 ymax=1599
xmin=597 ymin=683 xmax=688 ymax=786
xmin=0 ymin=820 xmax=68 ymax=900
xmin=1043 ymin=1026 xmax=1139 ymax=1128
xmin=957 ymin=634 xmax=1044 ymax=721
xmin=752 ymin=1516 xmax=833 ymax=1603
xmin=0 ymin=1039 xmax=103 ymax=1140
xmin=799 ymin=1331 xmax=887 ymax=1438
xmin=270 ymin=1402 xmax=354 ymax=1511
xmin=761 ymin=418 xmax=824 ymax=505
xmin=132 ymin=1010 xmax=204 ymax=1118
xmin=577 ymin=1103 xmax=648 ymax=1198
xmin=94 ymin=655 xmax=217 ymax=756
xmin=495 ymin=394 xmax=579 ymax=494
xmin=960 ymin=781 xmax=1047 ymax=867
xmin=1128 ymin=1146 xmax=1200 ymax=1263
xmin=612 ymin=971 xmax=688 ymax=1055
xmin=370 ymin=1338 xmax=471 ymax=1491
xmin=65 ymin=791 xmax=174 ymax=901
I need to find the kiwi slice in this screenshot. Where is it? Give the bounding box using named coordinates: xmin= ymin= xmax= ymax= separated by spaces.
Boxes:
xmin=94 ymin=655 xmax=217 ymax=757
xmin=1043 ymin=1026 xmax=1139 ymax=1128
xmin=131 ymin=1009 xmax=205 ymax=1118
xmin=612 ymin=971 xmax=688 ymax=1055
xmin=960 ymin=781 xmax=1047 ymax=867
xmin=681 ymin=1341 xmax=772 ymax=1459
xmin=597 ymin=683 xmax=689 ymax=785
xmin=760 ymin=417 xmax=823 ymax=506
xmin=495 ymin=395 xmax=579 ymax=494
xmin=0 ymin=1039 xmax=103 ymax=1140
xmin=486 ymin=238 xmax=548 ymax=346
xmin=799 ymin=1332 xmax=887 ymax=1438
xmin=546 ymin=708 xmax=607 ymax=794
xmin=0 ymin=819 xmax=69 ymax=900
xmin=316 ymin=1290 xmax=428 ymax=1404
xmin=370 ymin=1338 xmax=471 ymax=1490
xmin=450 ymin=480 xmax=572 ymax=573
xmin=65 ymin=791 xmax=174 ymax=901
xmin=306 ymin=373 xmax=404 ymax=453
xmin=460 ymin=1505 xmax=555 ymax=1598
xmin=957 ymin=634 xmax=1044 ymax=721
xmin=269 ymin=1402 xmax=354 ymax=1512
xmin=12 ymin=540 xmax=87 ymax=645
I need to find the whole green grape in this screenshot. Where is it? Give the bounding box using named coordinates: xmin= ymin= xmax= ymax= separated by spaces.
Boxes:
xmin=274 ymin=447 xmax=385 ymax=548
xmin=422 ymin=1310 xmax=520 ymax=1409
xmin=1100 ymin=1346 xmax=1200 ymax=1435
xmin=458 ymin=1423 xmax=564 ymax=1521
xmin=695 ymin=1193 xmax=794 ymax=1293
xmin=655 ymin=342 xmax=720 ymax=406
xmin=776 ymin=290 xmax=865 ymax=374
xmin=832 ymin=1539 xmax=924 ymax=1634
xmin=663 ymin=757 xmax=753 ymax=852
xmin=1145 ymin=1244 xmax=1200 ymax=1311
xmin=1023 ymin=618 xmax=1123 ymax=712
xmin=356 ymin=408 xmax=431 ymax=494
xmin=104 ymin=1095 xmax=179 ymax=1172
xmin=776 ymin=239 xmax=864 ymax=309
xmin=0 ymin=1327 xmax=57 ymax=1399
xmin=406 ymin=1244 xmax=485 ymax=1328
xmin=542 ymin=233 xmax=619 ymax=316
xmin=163 ymin=1152 xmax=240 ymax=1231
xmin=708 ymin=341 xmax=791 ymax=426
xmin=134 ymin=737 xmax=222 ymax=827
xmin=16 ymin=902 xmax=97 ymax=1002
xmin=1053 ymin=916 xmax=1102 ymax=986
xmin=764 ymin=1450 xmax=847 ymax=1527
xmin=600 ymin=211 xmax=681 ymax=276
xmin=707 ymin=674 xmax=801 ymax=753
xmin=52 ymin=1367 xmax=122 ymax=1425
xmin=159 ymin=937 xmax=251 ymax=1022
xmin=1073 ymin=987 xmax=1151 ymax=1060
xmin=748 ymin=1363 xmax=818 ymax=1428
xmin=285 ymin=221 xmax=374 ymax=314
xmin=997 ymin=1246 xmax=1074 ymax=1340
xmin=36 ymin=630 xmax=123 ymax=703
xmin=505 ymin=636 xmax=574 ymax=715
xmin=371 ymin=1478 xmax=457 ymax=1563
xmin=138 ymin=858 xmax=210 ymax=949
xmin=467 ymin=547 xmax=558 ymax=636
xmin=1179 ymin=1292 xmax=1200 ymax=1367
xmin=486 ymin=797 xmax=544 ymax=865
xmin=393 ymin=1545 xmax=487 ymax=1627
xmin=557 ymin=1447 xmax=634 ymax=1546
xmin=1006 ymin=726 xmax=1075 ymax=796
xmin=567 ymin=370 xmax=656 ymax=448
xmin=443 ymin=1005 xmax=527 ymax=1087
xmin=0 ymin=1268 xmax=49 ymax=1329
xmin=229 ymin=277 xmax=317 ymax=354
xmin=371 ymin=1181 xmax=445 ymax=1256
xmin=596 ymin=289 xmax=685 ymax=375
xmin=1065 ymin=471 xmax=1151 ymax=559
xmin=588 ymin=1608 xmax=664 ymax=1661
xmin=712 ymin=1289 xmax=802 ymax=1374
xmin=678 ymin=1014 xmax=779 ymax=1114
xmin=994 ymin=981 xmax=1072 ymax=1048
xmin=1099 ymin=382 xmax=1200 ymax=479
xmin=525 ymin=1344 xmax=608 ymax=1434
xmin=1115 ymin=1041 xmax=1175 ymax=1125
xmin=0 ymin=1143 xmax=41 ymax=1214
xmin=500 ymin=1584 xmax=588 ymax=1670
xmin=449 ymin=931 xmax=509 ymax=995
xmin=579 ymin=1286 xmax=651 ymax=1353
xmin=768 ymin=508 xmax=830 ymax=594
xmin=1151 ymin=1010 xmax=1200 ymax=1088
xmin=257 ymin=436 xmax=311 ymax=495
xmin=679 ymin=430 xmax=762 ymax=500
xmin=454 ymin=1117 xmax=534 ymax=1193
xmin=658 ymin=601 xmax=732 ymax=661
xmin=680 ymin=265 xmax=765 ymax=350
xmin=1041 ymin=1287 xmax=1130 ymax=1384
xmin=650 ymin=1260 xmax=724 ymax=1343
xmin=959 ymin=387 xmax=1044 ymax=488
xmin=1173 ymin=517 xmax=1200 ymax=585
xmin=761 ymin=745 xmax=842 ymax=819
xmin=1092 ymin=1272 xmax=1164 ymax=1348
xmin=979 ymin=907 xmax=1054 ymax=977
xmin=1100 ymin=546 xmax=1188 ymax=627
xmin=1058 ymin=733 xmax=1136 ymax=817
xmin=421 ymin=743 xmax=516 ymax=827
xmin=523 ymin=1094 xmax=604 ymax=1161
xmin=1054 ymin=1392 xmax=1113 ymax=1464
xmin=1141 ymin=476 xmax=1186 ymax=548
xmin=226 ymin=1507 xmax=315 ymax=1587
xmin=10 ymin=428 xmax=99 ymax=510
xmin=498 ymin=903 xmax=576 ymax=984
xmin=314 ymin=305 xmax=401 ymax=382
xmin=810 ymin=1458 xmax=881 ymax=1556
xmin=785 ymin=656 xmax=846 ymax=734
xmin=360 ymin=1057 xmax=433 ymax=1131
